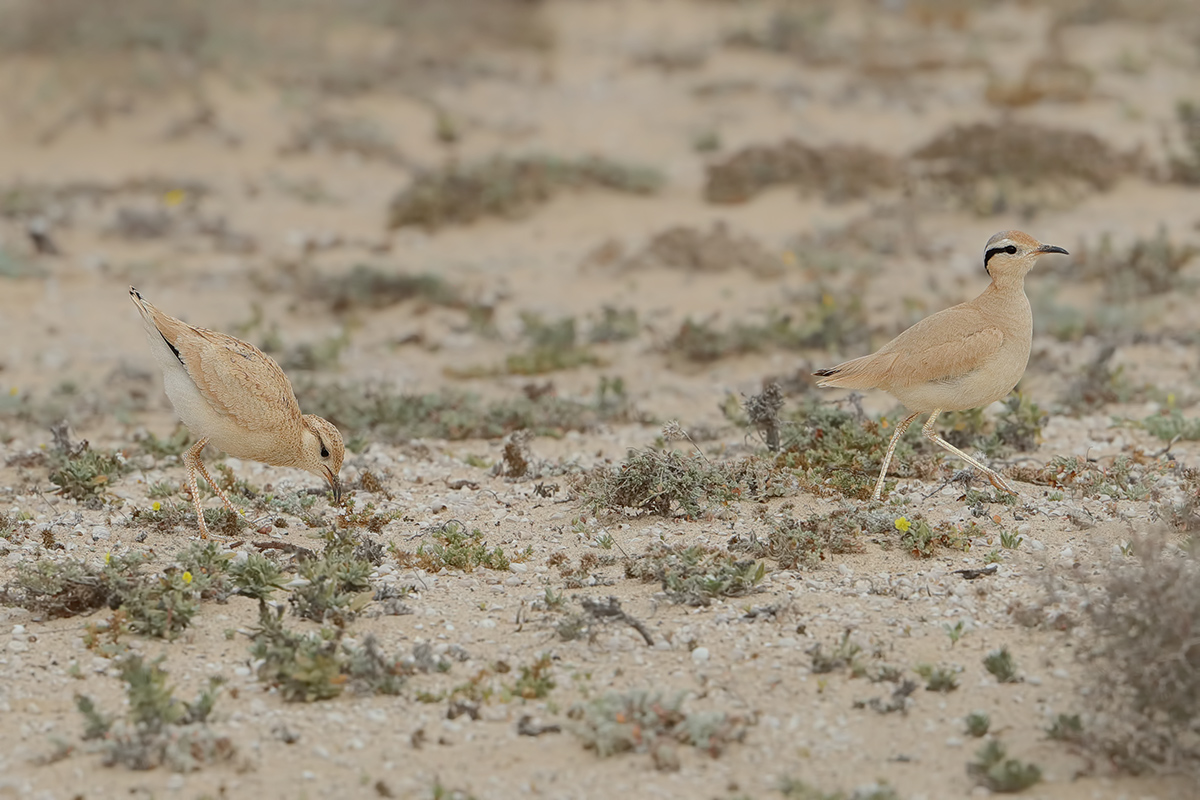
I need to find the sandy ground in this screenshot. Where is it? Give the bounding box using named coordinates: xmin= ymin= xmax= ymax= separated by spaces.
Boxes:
xmin=1 ymin=1 xmax=1200 ymax=798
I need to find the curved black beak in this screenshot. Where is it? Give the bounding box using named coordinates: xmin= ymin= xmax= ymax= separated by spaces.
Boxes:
xmin=1037 ymin=244 xmax=1069 ymax=256
xmin=325 ymin=469 xmax=342 ymax=504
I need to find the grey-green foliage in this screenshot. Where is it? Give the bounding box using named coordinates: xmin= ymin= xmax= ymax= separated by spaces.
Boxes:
xmin=569 ymin=689 xmax=749 ymax=761
xmin=75 ymin=654 xmax=232 ymax=771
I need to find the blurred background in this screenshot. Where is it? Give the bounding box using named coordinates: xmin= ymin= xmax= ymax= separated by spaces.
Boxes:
xmin=0 ymin=0 xmax=1198 ymax=449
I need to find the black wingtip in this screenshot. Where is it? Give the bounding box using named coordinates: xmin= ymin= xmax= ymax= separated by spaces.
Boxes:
xmin=812 ymin=368 xmax=838 ymax=378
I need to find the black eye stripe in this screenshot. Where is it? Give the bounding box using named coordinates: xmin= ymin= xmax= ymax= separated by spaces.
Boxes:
xmin=984 ymin=244 xmax=1019 ymax=266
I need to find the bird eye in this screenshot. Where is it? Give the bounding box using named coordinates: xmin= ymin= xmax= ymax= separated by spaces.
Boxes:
xmin=1004 ymin=245 xmax=1017 ymax=255
xmin=320 ymin=443 xmax=330 ymax=459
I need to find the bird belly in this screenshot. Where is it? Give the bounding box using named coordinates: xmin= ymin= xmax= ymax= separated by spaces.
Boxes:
xmin=160 ymin=361 xmax=231 ymax=442
xmin=890 ymin=362 xmax=1023 ymax=413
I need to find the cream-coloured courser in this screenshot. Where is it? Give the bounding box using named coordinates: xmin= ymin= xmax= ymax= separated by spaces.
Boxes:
xmin=130 ymin=287 xmax=344 ymax=537
xmin=813 ymin=231 xmax=1067 ymax=501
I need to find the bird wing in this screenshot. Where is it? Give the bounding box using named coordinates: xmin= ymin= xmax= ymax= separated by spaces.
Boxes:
xmin=815 ymin=304 xmax=1004 ymax=390
xmin=151 ymin=307 xmax=303 ymax=432
xmin=872 ymin=304 xmax=1005 ymax=387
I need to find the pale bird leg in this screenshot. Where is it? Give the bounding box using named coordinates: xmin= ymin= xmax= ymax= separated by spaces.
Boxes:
xmin=182 ymin=438 xmax=212 ymax=539
xmin=192 ymin=458 xmax=241 ymax=517
xmin=921 ymin=410 xmax=1018 ymax=496
xmin=873 ymin=412 xmax=921 ymax=501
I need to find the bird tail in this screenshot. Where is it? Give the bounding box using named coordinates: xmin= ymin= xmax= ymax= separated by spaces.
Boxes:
xmin=812 ymin=353 xmax=891 ymax=389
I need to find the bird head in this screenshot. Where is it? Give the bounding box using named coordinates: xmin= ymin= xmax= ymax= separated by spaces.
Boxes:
xmin=299 ymin=415 xmax=345 ymax=502
xmin=983 ymin=230 xmax=1068 ymax=283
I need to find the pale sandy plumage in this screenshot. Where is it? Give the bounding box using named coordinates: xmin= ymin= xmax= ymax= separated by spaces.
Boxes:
xmin=814 ymin=231 xmax=1068 ymax=501
xmin=129 ymin=287 xmax=344 ymax=537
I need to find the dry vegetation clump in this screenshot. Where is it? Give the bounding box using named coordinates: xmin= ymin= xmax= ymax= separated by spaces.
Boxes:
xmin=1012 ymin=453 xmax=1172 ymax=501
xmin=569 ymin=689 xmax=751 ymax=771
xmin=774 ymin=400 xmax=927 ymax=500
xmin=621 ymin=222 xmax=785 ymax=277
xmin=295 ymin=382 xmax=635 ymax=443
xmin=387 ymin=155 xmax=662 ymax=230
xmin=306 ymin=264 xmax=465 ymax=314
xmin=911 ymin=122 xmax=1133 ymax=216
xmin=1061 ymin=227 xmax=1199 ymax=299
xmin=1067 ymin=530 xmax=1200 ymax=774
xmin=704 ymin=139 xmax=901 ymax=204
xmin=582 ymin=448 xmax=793 ymax=519
xmin=733 ymin=505 xmax=873 ymax=569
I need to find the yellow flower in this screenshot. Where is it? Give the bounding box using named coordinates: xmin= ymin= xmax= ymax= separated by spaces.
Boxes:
xmin=152 ymin=501 xmax=161 ymax=511
xmin=7 ymin=386 xmax=16 ymax=396
xmin=894 ymin=517 xmax=911 ymax=533
xmin=182 ymin=571 xmax=193 ymax=585
xmin=104 ymin=551 xmax=112 ymax=565
xmin=163 ymin=188 xmax=186 ymax=207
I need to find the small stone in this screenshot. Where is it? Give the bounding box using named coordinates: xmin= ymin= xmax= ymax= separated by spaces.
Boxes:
xmin=90 ymin=526 xmax=110 ymax=542
xmin=167 ymin=774 xmax=184 ymax=791
xmin=691 ymin=647 xmax=710 ymax=664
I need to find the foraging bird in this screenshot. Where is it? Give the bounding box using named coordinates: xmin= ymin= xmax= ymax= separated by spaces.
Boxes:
xmin=129 ymin=287 xmax=344 ymax=537
xmin=813 ymin=231 xmax=1068 ymax=501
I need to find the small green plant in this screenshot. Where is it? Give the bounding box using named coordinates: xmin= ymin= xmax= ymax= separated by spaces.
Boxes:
xmin=624 ymin=544 xmax=764 ymax=606
xmin=809 ymin=630 xmax=863 ymax=675
xmin=965 ymin=711 xmax=991 ymax=738
xmin=1000 ymin=528 xmax=1023 ymax=550
xmin=48 ymin=441 xmax=127 ymax=505
xmin=984 ymin=646 xmax=1020 ymax=683
xmin=1046 ymin=713 xmax=1084 ymax=743
xmin=968 ymin=739 xmax=1042 ymax=792
xmin=944 ymin=621 xmax=966 ymax=645
xmin=289 ymin=531 xmax=374 ymax=624
xmin=510 ymin=654 xmax=555 ymax=700
xmin=229 ymin=552 xmax=285 ymax=600
xmin=394 ymin=522 xmax=512 ymax=573
xmin=898 ymin=517 xmax=934 ymax=557
xmin=1141 ymin=408 xmax=1200 ymax=442
xmin=915 ymin=663 xmax=960 ymax=692
xmin=74 ymin=654 xmax=233 ymax=771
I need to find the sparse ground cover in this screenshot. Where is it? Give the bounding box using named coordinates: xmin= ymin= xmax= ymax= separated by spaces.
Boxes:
xmin=2 ymin=0 xmax=1200 ymax=798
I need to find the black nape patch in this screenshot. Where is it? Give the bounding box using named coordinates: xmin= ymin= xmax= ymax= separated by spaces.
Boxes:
xmin=161 ymin=332 xmax=185 ymax=366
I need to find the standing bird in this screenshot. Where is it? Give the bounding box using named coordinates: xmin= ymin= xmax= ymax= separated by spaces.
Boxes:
xmin=130 ymin=287 xmax=344 ymax=537
xmin=813 ymin=231 xmax=1067 ymax=501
